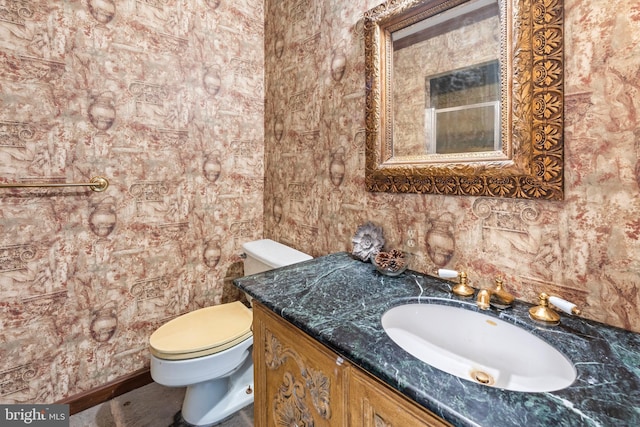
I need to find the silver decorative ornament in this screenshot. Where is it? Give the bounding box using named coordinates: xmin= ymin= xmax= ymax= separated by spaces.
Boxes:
xmin=352 ymin=222 xmax=385 ymax=262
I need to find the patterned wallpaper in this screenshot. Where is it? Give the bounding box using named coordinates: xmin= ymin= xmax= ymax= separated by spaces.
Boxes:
xmin=1 ymin=0 xmax=639 ymax=407
xmin=264 ymin=0 xmax=640 ymax=333
xmin=0 ymin=0 xmax=263 ymax=403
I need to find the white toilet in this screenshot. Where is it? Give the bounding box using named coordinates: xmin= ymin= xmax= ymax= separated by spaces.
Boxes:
xmin=149 ymin=239 xmax=312 ymax=426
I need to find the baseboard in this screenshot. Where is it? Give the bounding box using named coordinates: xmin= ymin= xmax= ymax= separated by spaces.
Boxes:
xmin=57 ymin=368 xmax=153 ymax=415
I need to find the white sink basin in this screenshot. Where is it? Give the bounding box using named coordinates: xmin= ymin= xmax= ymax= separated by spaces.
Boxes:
xmin=381 ymin=303 xmax=576 ymax=392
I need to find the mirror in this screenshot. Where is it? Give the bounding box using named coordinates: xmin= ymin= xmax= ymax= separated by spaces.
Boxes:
xmin=364 ymin=0 xmax=564 ymax=199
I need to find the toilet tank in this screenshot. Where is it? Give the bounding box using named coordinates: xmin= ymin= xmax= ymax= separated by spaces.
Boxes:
xmin=242 ymin=239 xmax=312 ymax=276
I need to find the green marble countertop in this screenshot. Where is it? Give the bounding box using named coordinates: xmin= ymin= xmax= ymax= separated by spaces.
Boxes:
xmin=234 ymin=252 xmax=640 ymax=426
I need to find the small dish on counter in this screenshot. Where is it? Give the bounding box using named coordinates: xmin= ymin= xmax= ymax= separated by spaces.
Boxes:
xmin=372 ymin=250 xmax=409 ymax=277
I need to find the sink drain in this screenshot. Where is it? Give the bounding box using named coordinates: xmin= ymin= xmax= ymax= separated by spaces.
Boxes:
xmin=470 ymin=370 xmax=495 ymax=386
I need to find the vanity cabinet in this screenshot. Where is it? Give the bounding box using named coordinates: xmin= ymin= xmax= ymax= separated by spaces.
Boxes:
xmin=252 ymin=301 xmax=450 ymax=427
xmin=349 ymin=368 xmax=451 ymax=427
xmin=252 ymin=301 xmax=350 ymax=426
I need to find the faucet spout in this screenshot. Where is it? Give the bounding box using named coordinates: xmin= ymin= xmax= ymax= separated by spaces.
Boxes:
xmin=476 ymin=278 xmax=514 ymax=310
xmin=476 ymin=289 xmax=491 ymax=310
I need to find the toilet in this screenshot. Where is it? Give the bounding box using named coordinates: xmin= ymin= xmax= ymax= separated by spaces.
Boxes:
xmin=149 ymin=239 xmax=312 ymax=426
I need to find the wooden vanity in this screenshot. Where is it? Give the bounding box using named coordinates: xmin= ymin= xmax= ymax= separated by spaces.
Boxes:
xmin=235 ymin=253 xmax=640 ymax=426
xmin=253 ymin=301 xmax=451 ymax=426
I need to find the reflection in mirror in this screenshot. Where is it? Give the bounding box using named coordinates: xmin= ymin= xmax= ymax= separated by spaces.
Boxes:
xmin=393 ymin=0 xmax=502 ymax=159
xmin=427 ymin=60 xmax=500 ymax=154
xmin=364 ymin=0 xmax=565 ymax=200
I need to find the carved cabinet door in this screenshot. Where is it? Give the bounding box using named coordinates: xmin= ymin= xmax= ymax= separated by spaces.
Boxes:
xmin=253 ymin=302 xmax=350 ymax=427
xmin=349 ymin=368 xmax=451 ymax=427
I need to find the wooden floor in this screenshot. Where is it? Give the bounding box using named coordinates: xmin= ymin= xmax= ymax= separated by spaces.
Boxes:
xmin=69 ymin=382 xmax=254 ymax=427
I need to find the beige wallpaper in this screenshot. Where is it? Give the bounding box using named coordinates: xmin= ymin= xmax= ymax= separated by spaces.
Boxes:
xmin=0 ymin=0 xmax=263 ymax=403
xmin=264 ymin=0 xmax=640 ymax=333
xmin=1 ymin=0 xmax=639 ymax=407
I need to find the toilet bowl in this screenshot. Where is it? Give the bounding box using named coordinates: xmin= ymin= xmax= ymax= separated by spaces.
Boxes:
xmin=149 ymin=239 xmax=312 ymax=426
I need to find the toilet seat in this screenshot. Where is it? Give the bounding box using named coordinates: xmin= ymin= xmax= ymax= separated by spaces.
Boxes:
xmin=150 ymin=301 xmax=253 ymax=360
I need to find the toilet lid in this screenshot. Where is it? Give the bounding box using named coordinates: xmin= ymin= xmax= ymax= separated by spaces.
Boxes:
xmin=149 ymin=301 xmax=253 ymax=360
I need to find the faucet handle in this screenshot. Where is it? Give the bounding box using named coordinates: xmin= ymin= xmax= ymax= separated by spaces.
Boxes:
xmin=451 ymin=271 xmax=475 ymax=297
xmin=529 ymin=293 xmax=580 ymax=325
xmin=436 ymin=269 xmax=475 ymax=297
xmin=548 ymin=296 xmax=581 ymax=316
xmin=529 ymin=293 xmax=560 ymax=325
xmin=437 ymin=268 xmax=459 ymax=279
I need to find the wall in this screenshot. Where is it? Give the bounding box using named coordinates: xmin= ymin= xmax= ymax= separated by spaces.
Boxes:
xmin=0 ymin=0 xmax=263 ymax=403
xmin=264 ymin=0 xmax=640 ymax=332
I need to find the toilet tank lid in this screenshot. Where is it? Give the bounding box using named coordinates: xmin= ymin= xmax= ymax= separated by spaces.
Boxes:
xmin=242 ymin=239 xmax=312 ymax=268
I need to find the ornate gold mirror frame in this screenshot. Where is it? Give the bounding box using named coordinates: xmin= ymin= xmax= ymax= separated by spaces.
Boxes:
xmin=364 ymin=0 xmax=564 ymax=199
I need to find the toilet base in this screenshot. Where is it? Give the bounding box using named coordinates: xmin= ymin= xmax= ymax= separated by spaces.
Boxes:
xmin=181 ymin=351 xmax=254 ymax=426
